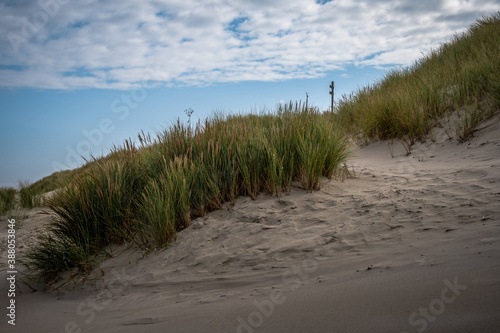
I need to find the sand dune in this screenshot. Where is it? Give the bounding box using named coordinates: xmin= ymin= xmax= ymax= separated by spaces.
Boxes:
xmin=1 ymin=114 xmax=500 ymax=332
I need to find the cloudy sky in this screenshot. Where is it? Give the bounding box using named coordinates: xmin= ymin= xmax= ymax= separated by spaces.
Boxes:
xmin=1 ymin=0 xmax=499 ymax=187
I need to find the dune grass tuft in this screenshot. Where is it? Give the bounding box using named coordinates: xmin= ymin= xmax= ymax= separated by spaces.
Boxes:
xmin=18 ymin=180 xmax=44 ymax=209
xmin=23 ymin=104 xmax=350 ymax=284
xmin=16 ymin=169 xmax=80 ymax=210
xmin=0 ymin=187 xmax=17 ymax=215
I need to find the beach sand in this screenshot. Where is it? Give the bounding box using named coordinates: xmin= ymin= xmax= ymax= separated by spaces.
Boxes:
xmin=1 ymin=114 xmax=499 ymax=332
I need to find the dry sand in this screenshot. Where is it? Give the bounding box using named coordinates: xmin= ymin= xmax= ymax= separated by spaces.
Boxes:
xmin=1 ymin=114 xmax=500 ymax=333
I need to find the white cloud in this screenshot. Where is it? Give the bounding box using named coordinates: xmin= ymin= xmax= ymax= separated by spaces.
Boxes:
xmin=0 ymin=0 xmax=498 ymax=89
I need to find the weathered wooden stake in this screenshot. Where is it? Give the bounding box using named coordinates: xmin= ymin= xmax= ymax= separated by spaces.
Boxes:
xmin=329 ymin=81 xmax=334 ymax=112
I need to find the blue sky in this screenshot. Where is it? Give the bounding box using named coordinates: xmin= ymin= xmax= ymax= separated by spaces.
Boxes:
xmin=1 ymin=0 xmax=499 ymax=187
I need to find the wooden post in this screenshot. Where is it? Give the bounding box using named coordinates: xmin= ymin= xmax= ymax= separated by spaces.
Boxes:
xmin=329 ymin=81 xmax=334 ymax=112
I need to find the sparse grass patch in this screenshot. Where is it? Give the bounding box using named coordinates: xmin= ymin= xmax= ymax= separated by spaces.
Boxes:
xmin=455 ymin=98 xmax=499 ymax=141
xmin=336 ymin=13 xmax=500 ymax=143
xmin=27 ymin=169 xmax=77 ymax=195
xmin=0 ymin=187 xmax=17 ymax=215
xmin=22 ymin=233 xmax=91 ymax=284
xmin=18 ymin=180 xmax=43 ymax=209
xmin=15 ymin=169 xmax=80 ymax=211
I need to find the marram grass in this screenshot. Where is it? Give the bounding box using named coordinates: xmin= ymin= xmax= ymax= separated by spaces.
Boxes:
xmin=23 ymin=104 xmax=350 ymax=284
xmin=336 ymin=13 xmax=500 ymax=144
xmin=0 ymin=187 xmax=17 ymax=215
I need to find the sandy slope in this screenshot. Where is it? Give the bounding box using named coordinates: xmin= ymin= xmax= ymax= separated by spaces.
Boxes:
xmin=1 ymin=114 xmax=500 ymax=333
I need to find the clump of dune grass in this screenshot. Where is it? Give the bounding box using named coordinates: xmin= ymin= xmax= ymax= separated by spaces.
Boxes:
xmin=0 ymin=187 xmax=17 ymax=215
xmin=22 ymin=233 xmax=91 ymax=284
xmin=18 ymin=180 xmax=43 ymax=209
xmin=23 ymin=104 xmax=350 ymax=284
xmin=13 ymin=168 xmax=81 ymax=212
xmin=455 ymin=98 xmax=499 ymax=141
xmin=27 ymin=169 xmax=78 ymax=195
xmin=336 ymin=13 xmax=500 ymax=146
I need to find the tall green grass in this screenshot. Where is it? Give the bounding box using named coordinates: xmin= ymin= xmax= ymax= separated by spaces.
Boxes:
xmin=336 ymin=13 xmax=500 ymax=144
xmin=27 ymin=169 xmax=77 ymax=195
xmin=16 ymin=170 xmax=79 ymax=210
xmin=0 ymin=187 xmax=17 ymax=215
xmin=23 ymin=104 xmax=350 ymax=284
xmin=18 ymin=180 xmax=44 ymax=209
